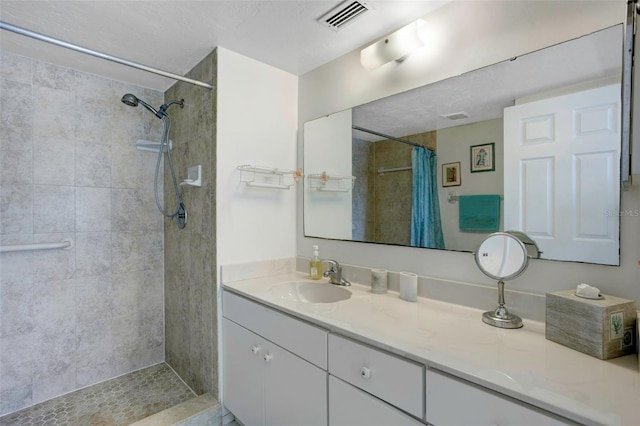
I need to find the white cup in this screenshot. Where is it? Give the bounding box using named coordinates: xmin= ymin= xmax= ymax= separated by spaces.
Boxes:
xmin=371 ymin=269 xmax=388 ymax=294
xmin=399 ymin=272 xmax=418 ymax=302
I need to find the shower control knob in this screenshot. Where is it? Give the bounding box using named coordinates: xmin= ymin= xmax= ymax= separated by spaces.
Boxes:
xmin=251 ymin=345 xmax=260 ymax=355
xmin=264 ymin=353 xmax=272 ymax=363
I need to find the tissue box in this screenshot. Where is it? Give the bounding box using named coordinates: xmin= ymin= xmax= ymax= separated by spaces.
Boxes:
xmin=546 ymin=289 xmax=636 ymax=360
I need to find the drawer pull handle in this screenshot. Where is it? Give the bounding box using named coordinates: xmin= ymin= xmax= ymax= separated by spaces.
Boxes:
xmin=360 ymin=366 xmax=371 ymax=379
xmin=264 ymin=353 xmax=273 ymax=363
xmin=251 ymin=345 xmax=260 ymax=355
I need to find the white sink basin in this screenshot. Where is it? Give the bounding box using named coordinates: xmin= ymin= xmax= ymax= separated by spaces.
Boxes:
xmin=270 ymin=281 xmax=351 ymax=304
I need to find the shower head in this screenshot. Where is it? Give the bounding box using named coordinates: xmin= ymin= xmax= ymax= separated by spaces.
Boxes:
xmin=121 ymin=93 xmax=138 ymax=107
xmin=121 ymin=93 xmax=163 ymax=119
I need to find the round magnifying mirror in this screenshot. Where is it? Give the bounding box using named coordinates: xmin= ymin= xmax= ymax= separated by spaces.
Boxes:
xmin=475 ymin=232 xmax=530 ymax=329
xmin=475 ymin=232 xmax=529 ymax=281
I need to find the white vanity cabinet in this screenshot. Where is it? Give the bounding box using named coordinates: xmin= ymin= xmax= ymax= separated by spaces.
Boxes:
xmin=328 ymin=334 xmax=424 ymax=424
xmin=425 ymin=369 xmax=576 ymax=426
xmin=329 ymin=376 xmax=423 ymax=426
xmin=222 ymin=291 xmax=328 ymax=426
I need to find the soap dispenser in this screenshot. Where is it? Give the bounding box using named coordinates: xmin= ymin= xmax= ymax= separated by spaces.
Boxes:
xmin=309 ymin=245 xmax=321 ymax=280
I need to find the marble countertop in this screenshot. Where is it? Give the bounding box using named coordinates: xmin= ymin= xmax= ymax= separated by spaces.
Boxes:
xmin=222 ymin=272 xmax=640 ymax=426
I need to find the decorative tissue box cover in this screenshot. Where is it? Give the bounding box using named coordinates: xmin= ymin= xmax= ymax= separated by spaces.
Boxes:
xmin=545 ymin=289 xmax=636 ymax=360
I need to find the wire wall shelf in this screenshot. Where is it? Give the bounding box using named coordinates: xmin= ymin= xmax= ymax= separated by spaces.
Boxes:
xmin=308 ymin=172 xmax=356 ymax=192
xmin=237 ymin=165 xmax=302 ymax=190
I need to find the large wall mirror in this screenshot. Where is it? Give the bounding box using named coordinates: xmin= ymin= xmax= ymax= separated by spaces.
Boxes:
xmin=304 ymin=25 xmax=626 ymax=266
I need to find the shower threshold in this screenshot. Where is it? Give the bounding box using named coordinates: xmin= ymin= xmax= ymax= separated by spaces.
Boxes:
xmin=0 ymin=363 xmax=196 ymax=426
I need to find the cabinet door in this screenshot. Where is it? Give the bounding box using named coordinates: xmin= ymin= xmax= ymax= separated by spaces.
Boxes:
xmin=264 ymin=340 xmax=327 ymax=426
xmin=223 ymin=319 xmax=265 ymax=426
xmin=426 ymin=370 xmax=574 ymax=425
xmin=329 ymin=376 xmax=422 ymax=426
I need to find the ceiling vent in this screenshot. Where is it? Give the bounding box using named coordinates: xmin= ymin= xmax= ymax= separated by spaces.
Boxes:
xmin=441 ymin=111 xmax=470 ymax=120
xmin=318 ymin=1 xmax=371 ymax=32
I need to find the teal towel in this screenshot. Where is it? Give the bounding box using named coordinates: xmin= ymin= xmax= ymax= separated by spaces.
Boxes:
xmin=458 ymin=195 xmax=501 ymax=231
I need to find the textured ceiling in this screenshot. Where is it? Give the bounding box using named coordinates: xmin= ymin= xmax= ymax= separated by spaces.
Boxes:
xmin=0 ymin=0 xmax=450 ymax=90
xmin=353 ymin=25 xmax=623 ymax=139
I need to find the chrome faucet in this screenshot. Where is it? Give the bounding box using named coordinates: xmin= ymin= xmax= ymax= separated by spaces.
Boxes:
xmin=321 ymin=259 xmax=351 ymax=286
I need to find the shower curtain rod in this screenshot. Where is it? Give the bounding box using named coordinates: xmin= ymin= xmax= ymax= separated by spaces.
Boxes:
xmin=0 ymin=21 xmax=215 ymax=90
xmin=352 ymin=125 xmax=434 ymax=151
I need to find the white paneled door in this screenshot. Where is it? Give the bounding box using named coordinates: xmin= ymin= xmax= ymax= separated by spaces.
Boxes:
xmin=504 ymin=84 xmax=620 ymax=265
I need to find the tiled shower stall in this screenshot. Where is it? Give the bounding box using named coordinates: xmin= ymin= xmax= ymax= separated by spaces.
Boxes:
xmin=0 ymin=48 xmax=218 ymax=418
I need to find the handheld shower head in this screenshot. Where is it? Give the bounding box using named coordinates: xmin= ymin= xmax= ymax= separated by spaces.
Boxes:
xmin=121 ymin=93 xmax=162 ymax=119
xmin=121 ymin=93 xmax=138 ymax=107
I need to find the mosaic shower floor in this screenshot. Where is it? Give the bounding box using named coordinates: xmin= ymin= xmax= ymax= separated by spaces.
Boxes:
xmin=0 ymin=363 xmax=195 ymax=426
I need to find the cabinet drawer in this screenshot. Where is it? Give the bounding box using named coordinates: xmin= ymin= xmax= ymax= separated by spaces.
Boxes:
xmin=329 ymin=376 xmax=422 ymax=426
xmin=223 ymin=290 xmax=328 ymax=369
xmin=328 ymin=334 xmax=424 ymax=418
xmin=426 ymin=369 xmax=574 ymax=425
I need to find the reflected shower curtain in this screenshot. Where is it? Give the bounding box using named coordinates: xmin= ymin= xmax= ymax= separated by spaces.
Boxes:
xmin=410 ymin=147 xmax=445 ymax=249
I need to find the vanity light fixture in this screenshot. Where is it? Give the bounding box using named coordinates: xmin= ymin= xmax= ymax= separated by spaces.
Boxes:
xmin=360 ymin=20 xmax=425 ymax=70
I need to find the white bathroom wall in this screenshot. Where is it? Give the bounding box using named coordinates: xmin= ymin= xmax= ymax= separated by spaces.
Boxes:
xmin=437 ymin=118 xmax=504 ymax=252
xmin=303 ymin=109 xmax=353 ymax=240
xmin=0 ymin=52 xmax=165 ymax=415
xmin=216 ymin=47 xmax=298 ymax=266
xmin=298 ymin=1 xmax=640 ymax=304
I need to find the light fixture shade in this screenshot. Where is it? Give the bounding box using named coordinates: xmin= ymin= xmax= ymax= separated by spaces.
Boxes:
xmin=361 ymin=21 xmax=424 ymax=70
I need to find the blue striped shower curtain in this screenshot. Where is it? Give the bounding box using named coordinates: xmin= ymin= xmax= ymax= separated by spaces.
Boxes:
xmin=410 ymin=147 xmax=445 ymax=249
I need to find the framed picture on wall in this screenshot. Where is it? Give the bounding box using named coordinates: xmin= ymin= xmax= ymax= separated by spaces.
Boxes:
xmin=470 ymin=142 xmax=495 ymax=173
xmin=442 ymin=162 xmax=461 ymax=187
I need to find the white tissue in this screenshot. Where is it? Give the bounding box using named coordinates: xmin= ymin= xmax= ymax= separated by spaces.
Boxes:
xmin=576 ymin=283 xmax=601 ymax=299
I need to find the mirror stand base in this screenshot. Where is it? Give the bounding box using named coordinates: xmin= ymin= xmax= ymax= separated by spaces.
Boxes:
xmin=482 ymin=309 xmax=523 ymax=329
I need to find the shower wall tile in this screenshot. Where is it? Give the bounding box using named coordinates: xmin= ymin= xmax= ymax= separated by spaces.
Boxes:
xmin=164 ymin=50 xmax=217 ymax=398
xmin=76 ymin=318 xmax=115 ymax=369
xmin=0 ymin=236 xmax=34 ymax=287
xmin=76 ymin=274 xmax=113 ymax=323
xmin=142 ymin=230 xmax=164 ymax=271
xmin=76 ymin=141 xmax=111 ymax=187
xmin=76 ymin=187 xmax=111 ymax=231
xmin=75 ymin=232 xmax=111 ymax=277
xmin=0 ymin=281 xmax=34 ymax=338
xmin=32 ymin=278 xmax=76 ymax=335
xmin=32 ymin=87 xmax=75 ymax=139
xmin=75 ymin=363 xmax=115 ymax=389
xmin=141 ymin=309 xmax=164 ymax=354
xmin=109 ymin=109 xmax=146 ymax=147
xmin=0 ymin=51 xmax=32 ymax=84
xmin=142 ymin=265 xmax=164 ymax=302
xmin=75 ymin=72 xmax=112 ymax=101
xmin=33 ymin=185 xmax=75 ymax=233
xmin=111 ymin=145 xmax=142 ymax=189
xmin=33 ymin=138 xmax=75 ymax=185
xmin=32 ymin=365 xmax=76 ymax=405
xmin=111 ymin=231 xmax=144 ymax=272
xmin=0 ymin=51 xmax=166 ymax=416
xmin=1 ymin=79 xmax=33 ymax=124
xmin=76 ymin=97 xmax=112 ymax=141
xmin=33 ymin=328 xmax=77 ymax=384
xmin=0 ymin=334 xmax=35 ymax=387
xmin=142 ymin=193 xmax=163 ymax=230
xmin=112 ymin=188 xmax=143 ymax=231
xmin=32 ymin=233 xmax=75 ymax=282
xmin=110 ymin=313 xmax=141 ymax=357
xmin=0 ymin=185 xmax=33 ymax=234
xmin=111 ymin=270 xmax=142 ymax=317
xmin=0 ymin=334 xmax=34 ymax=413
xmin=0 ymin=141 xmax=33 ymax=185
xmin=33 ymin=62 xmax=75 ymax=91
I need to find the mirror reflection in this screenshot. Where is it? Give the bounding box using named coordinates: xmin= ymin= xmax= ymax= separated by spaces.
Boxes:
xmin=304 ymin=25 xmax=623 ymax=266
